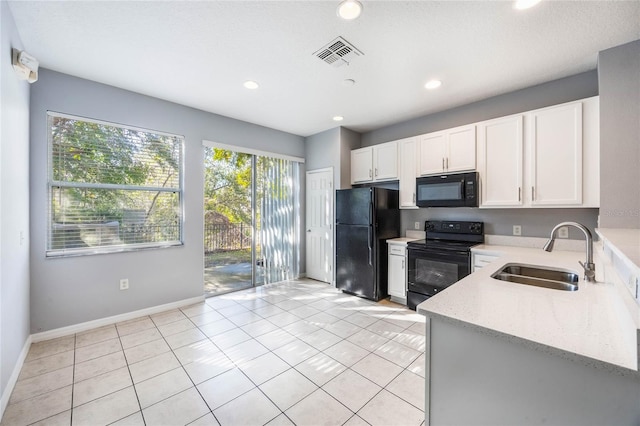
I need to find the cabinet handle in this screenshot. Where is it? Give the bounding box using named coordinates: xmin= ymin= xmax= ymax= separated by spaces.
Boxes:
xmin=442 ymin=158 xmax=445 ymax=171
xmin=518 ymin=187 xmax=521 ymax=202
xmin=375 ymin=168 xmax=378 ymax=177
xmin=402 ymin=259 xmax=405 ymax=269
xmin=446 ymin=158 xmax=449 ymax=170
xmin=412 ymin=193 xmax=416 ymax=203
xmin=369 ymin=169 xmax=372 ymax=178
xmin=532 ymin=186 xmax=535 ymax=202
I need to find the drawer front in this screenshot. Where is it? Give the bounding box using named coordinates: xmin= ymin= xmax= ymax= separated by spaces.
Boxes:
xmin=473 ymin=253 xmax=498 ymax=270
xmin=389 ymin=245 xmax=406 ymax=256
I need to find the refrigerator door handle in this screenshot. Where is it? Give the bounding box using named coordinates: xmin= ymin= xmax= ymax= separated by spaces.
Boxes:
xmin=367 ymin=227 xmax=373 ymax=266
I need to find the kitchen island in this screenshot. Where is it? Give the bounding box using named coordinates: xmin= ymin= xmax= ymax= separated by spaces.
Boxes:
xmin=417 ymin=237 xmax=640 ymax=425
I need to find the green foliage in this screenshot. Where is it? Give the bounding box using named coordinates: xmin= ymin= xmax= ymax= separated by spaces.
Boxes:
xmin=50 ymin=116 xmax=181 ymax=227
xmin=204 ymin=147 xmax=252 ymax=224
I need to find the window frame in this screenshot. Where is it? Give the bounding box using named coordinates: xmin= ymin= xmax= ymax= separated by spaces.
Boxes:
xmin=46 ymin=111 xmax=185 ymax=258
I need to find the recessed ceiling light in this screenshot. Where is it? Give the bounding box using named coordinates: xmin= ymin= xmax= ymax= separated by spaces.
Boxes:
xmin=333 ymin=116 xmax=344 ymax=122
xmin=337 ymin=0 xmax=363 ymax=20
xmin=514 ymin=0 xmax=541 ymax=10
xmin=424 ymin=80 xmax=442 ymax=90
xmin=342 ymin=79 xmax=356 ymax=87
xmin=243 ymin=80 xmax=259 ymax=90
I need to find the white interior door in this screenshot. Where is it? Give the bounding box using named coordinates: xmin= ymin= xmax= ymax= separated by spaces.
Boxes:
xmin=306 ymin=168 xmax=333 ymax=283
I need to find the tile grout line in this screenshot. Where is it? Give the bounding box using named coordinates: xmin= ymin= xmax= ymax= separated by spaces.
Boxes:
xmin=12 ymin=281 xmax=425 ymax=426
xmin=69 ymin=334 xmax=76 ymax=426
xmin=179 ymin=302 xmax=229 ymax=425
xmin=115 ymin=322 xmax=147 ymax=426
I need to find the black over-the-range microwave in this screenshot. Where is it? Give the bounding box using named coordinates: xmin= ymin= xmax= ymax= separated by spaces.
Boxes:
xmin=415 ymin=171 xmax=479 ymax=208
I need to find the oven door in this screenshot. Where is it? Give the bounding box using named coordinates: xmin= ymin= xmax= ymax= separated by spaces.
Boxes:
xmin=407 ymin=247 xmax=470 ymax=306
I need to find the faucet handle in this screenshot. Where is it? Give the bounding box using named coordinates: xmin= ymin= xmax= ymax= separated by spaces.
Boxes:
xmin=578 ymin=261 xmax=596 ymax=282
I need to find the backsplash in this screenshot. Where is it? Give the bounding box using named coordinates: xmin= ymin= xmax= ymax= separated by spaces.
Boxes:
xmin=401 ymin=207 xmax=599 ymax=239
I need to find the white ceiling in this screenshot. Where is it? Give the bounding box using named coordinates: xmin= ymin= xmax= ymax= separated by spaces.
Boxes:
xmin=8 ymin=1 xmax=640 ymax=137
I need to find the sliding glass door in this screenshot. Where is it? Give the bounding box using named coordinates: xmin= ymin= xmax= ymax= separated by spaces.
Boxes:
xmin=203 ymin=146 xmax=300 ymax=296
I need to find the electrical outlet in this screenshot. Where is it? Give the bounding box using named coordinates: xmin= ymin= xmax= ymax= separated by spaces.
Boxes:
xmin=414 ymin=222 xmax=420 ymax=230
xmin=513 ymin=225 xmax=522 ymax=236
xmin=120 ymin=278 xmax=129 ymax=290
xmin=558 ymin=226 xmax=569 ymax=239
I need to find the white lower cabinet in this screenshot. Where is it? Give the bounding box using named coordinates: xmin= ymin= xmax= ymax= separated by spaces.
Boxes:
xmin=472 ymin=252 xmax=499 ymax=273
xmin=387 ymin=242 xmax=407 ymax=303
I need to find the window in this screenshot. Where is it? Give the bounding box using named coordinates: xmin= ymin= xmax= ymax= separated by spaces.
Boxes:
xmin=47 ymin=112 xmax=184 ymax=257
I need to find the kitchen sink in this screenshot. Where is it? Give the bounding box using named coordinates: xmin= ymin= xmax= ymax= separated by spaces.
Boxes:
xmin=491 ymin=263 xmax=579 ymax=291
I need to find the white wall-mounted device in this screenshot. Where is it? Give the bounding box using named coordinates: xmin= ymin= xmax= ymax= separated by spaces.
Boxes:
xmin=12 ymin=48 xmax=39 ymax=83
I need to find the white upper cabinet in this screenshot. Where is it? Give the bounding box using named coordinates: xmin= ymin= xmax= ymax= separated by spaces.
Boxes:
xmin=374 ymin=142 xmax=399 ymax=181
xmin=351 ymin=148 xmax=373 ymax=183
xmin=477 ymin=96 xmax=599 ymax=209
xmin=447 ymin=125 xmax=477 ymax=172
xmin=419 ymin=124 xmax=476 ymax=175
xmin=419 ymin=132 xmax=447 ymax=175
xmin=477 ymin=115 xmax=524 ymax=207
xmin=529 ymin=102 xmax=582 ymax=206
xmin=398 ymin=137 xmax=419 ymax=209
xmin=350 ymin=141 xmax=398 ymax=184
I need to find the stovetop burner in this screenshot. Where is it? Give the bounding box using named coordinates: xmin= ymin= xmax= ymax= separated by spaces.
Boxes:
xmin=407 ymin=238 xmax=481 ymax=251
xmin=407 ymin=220 xmax=485 ymax=252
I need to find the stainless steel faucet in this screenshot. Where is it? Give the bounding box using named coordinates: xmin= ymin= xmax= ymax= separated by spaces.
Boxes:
xmin=543 ymin=222 xmax=596 ymax=282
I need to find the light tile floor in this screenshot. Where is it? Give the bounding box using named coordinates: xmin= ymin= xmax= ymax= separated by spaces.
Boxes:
xmin=1 ymin=279 xmax=426 ymax=426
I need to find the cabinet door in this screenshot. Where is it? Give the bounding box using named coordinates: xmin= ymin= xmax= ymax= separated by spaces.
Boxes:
xmin=472 ymin=253 xmax=499 ymax=272
xmin=419 ymin=132 xmax=447 ymax=175
xmin=388 ymin=252 xmax=406 ymax=299
xmin=373 ymin=142 xmax=398 ymax=181
xmin=399 ymin=138 xmax=418 ymax=208
xmin=447 ymin=125 xmax=476 ymax=172
xmin=478 ymin=115 xmax=523 ymax=207
xmin=529 ymin=102 xmax=582 ymax=205
xmin=351 ymin=147 xmax=373 ymax=184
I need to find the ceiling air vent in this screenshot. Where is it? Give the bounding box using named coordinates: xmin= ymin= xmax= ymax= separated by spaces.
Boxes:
xmin=313 ymin=36 xmax=363 ymax=68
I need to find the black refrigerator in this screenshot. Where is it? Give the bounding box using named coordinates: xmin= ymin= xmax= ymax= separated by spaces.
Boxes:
xmin=335 ymin=187 xmax=400 ymax=301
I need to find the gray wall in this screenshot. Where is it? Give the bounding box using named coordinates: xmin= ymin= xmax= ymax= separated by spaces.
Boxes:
xmin=339 ymin=127 xmax=361 ymax=189
xmin=30 ymin=69 xmax=305 ymax=332
xmin=361 ymin=70 xmax=598 ymax=147
xmin=304 ymin=126 xmax=362 ymax=190
xmin=0 ymin=0 xmax=31 ymax=410
xmin=401 ymin=208 xmax=599 ymax=239
xmin=305 ymin=127 xmax=340 ymax=181
xmin=598 ymin=39 xmax=640 ymax=228
xmin=359 ymin=71 xmax=600 ymax=238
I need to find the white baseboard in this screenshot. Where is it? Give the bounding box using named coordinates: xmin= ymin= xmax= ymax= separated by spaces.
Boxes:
xmin=31 ymin=295 xmax=204 ymax=343
xmin=1 ymin=334 xmax=32 ymax=420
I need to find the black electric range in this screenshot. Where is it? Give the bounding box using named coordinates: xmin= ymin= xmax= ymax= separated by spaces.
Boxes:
xmin=406 ymin=220 xmax=484 ymax=310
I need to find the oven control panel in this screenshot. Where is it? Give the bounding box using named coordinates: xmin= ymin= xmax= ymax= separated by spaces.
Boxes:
xmin=425 ymin=221 xmax=484 ymax=235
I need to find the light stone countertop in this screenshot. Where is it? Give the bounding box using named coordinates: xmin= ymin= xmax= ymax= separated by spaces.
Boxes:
xmin=417 ymin=242 xmax=640 ymax=374
xmin=386 ymin=237 xmax=419 ymax=245
xmin=596 ymin=228 xmax=640 ymax=267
